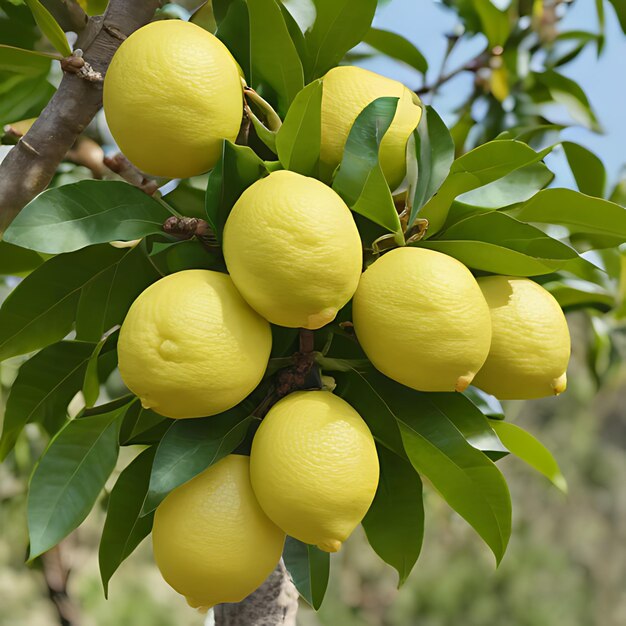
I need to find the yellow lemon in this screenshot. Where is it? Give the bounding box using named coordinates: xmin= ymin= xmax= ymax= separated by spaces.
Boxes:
xmin=473 ymin=276 xmax=570 ymax=399
xmin=118 ymin=269 xmax=271 ymax=418
xmin=250 ymin=391 xmax=379 ymax=552
xmin=352 ymin=247 xmax=492 ymax=392
xmin=152 ymin=455 xmax=285 ymax=610
xmin=223 ymin=170 xmax=362 ymax=329
xmin=321 ymin=66 xmax=422 ymax=190
xmin=103 ymin=20 xmax=242 ymax=178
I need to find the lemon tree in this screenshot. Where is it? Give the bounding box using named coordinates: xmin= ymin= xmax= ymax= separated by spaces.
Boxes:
xmin=0 ymin=0 xmax=625 ymax=624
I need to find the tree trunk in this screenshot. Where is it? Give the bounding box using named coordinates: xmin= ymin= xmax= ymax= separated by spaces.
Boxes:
xmin=212 ymin=560 xmax=299 ymax=626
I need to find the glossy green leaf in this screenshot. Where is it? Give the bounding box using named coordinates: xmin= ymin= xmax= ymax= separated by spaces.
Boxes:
xmin=360 ymin=371 xmax=511 ymax=563
xmin=99 ymin=447 xmax=156 ymax=596
xmin=362 ymin=446 xmax=423 ymax=586
xmin=454 ymin=162 xmax=554 ymax=210
xmin=333 ymin=369 xmax=405 ymax=457
xmin=435 ymin=393 xmax=507 ymax=455
xmin=464 ymin=387 xmax=505 ymax=421
xmin=190 ymin=1 xmax=217 ymax=32
xmin=205 ymin=140 xmax=267 ymax=242
xmin=562 ymin=141 xmax=606 ymax=198
xmin=279 ymin=3 xmax=307 ymax=62
xmin=420 ymin=140 xmax=551 ymax=236
xmin=149 ymin=240 xmax=220 ymax=275
xmin=247 ymin=0 xmax=304 ymax=108
xmin=421 ymin=211 xmax=578 ymax=275
xmin=25 ymin=0 xmax=71 ymax=56
xmin=0 ymin=245 xmax=138 ymax=361
xmin=0 ymin=340 xmax=95 ymax=460
xmin=143 ymin=405 xmax=254 ymax=514
xmin=215 ymin=0 xmax=251 ymax=80
xmin=0 ymin=241 xmax=42 ymax=275
xmin=534 ymin=70 xmax=600 ymax=131
xmin=363 ymin=28 xmax=428 ymax=73
xmin=3 ymin=181 xmax=172 ymax=254
xmin=490 ymin=421 xmax=567 ymax=492
xmin=304 ymin=0 xmax=377 ymax=80
xmin=283 ymin=537 xmax=330 ymax=609
xmin=409 ymin=105 xmax=454 ymax=225
xmin=75 ymin=244 xmax=160 ymax=342
xmin=28 ymin=408 xmax=123 ymax=559
xmin=82 ymin=336 xmax=107 ymax=408
xmin=332 ymin=97 xmax=403 ymax=240
xmin=507 ymin=188 xmax=626 ymax=242
xmin=118 ymin=402 xmax=168 ymax=446
xmin=0 ymin=43 xmax=55 ymax=74
xmin=276 ymin=79 xmax=323 ymax=176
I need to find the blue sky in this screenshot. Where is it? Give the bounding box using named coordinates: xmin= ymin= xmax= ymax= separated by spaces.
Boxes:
xmin=360 ymin=0 xmax=626 ymax=192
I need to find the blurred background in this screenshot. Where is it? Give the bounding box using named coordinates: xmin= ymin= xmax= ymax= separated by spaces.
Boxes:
xmin=2 ymin=0 xmax=626 ymax=624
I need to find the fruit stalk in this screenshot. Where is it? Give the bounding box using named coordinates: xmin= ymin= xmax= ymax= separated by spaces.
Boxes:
xmin=0 ymin=0 xmax=161 ymax=233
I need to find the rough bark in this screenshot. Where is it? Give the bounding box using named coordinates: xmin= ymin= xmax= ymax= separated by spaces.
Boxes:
xmin=213 ymin=561 xmax=299 ymax=626
xmin=0 ymin=0 xmax=161 ymax=232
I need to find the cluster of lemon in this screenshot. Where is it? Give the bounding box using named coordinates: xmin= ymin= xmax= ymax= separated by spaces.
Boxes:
xmin=106 ymin=20 xmax=571 ymax=610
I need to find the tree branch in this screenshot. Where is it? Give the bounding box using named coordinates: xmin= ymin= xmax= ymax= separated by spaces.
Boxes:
xmin=0 ymin=0 xmax=161 ymax=233
xmin=213 ymin=560 xmax=299 ymax=626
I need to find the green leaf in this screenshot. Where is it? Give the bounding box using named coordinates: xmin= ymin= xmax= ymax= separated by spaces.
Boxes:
xmin=215 ymin=0 xmax=251 ymax=81
xmin=464 ymin=387 xmax=505 ymax=421
xmin=0 ymin=241 xmax=42 ymax=275
xmin=275 ymin=79 xmax=323 ymax=176
xmin=534 ymin=70 xmax=600 ymax=131
xmin=562 ymin=141 xmax=606 ymax=198
xmin=0 ymin=245 xmax=137 ymax=361
xmin=24 ymin=0 xmax=71 ymax=56
xmin=421 ymin=211 xmax=578 ymax=276
xmin=28 ymin=408 xmax=123 ymax=559
xmin=304 ymin=0 xmax=377 ymax=80
xmin=190 ymin=1 xmax=217 ymax=33
xmin=0 ymin=340 xmax=95 ymax=460
xmin=3 ymin=181 xmax=172 ymax=254
xmin=362 ymin=446 xmax=423 ymax=586
xmin=542 ymin=278 xmax=614 ymax=312
xmin=363 ymin=28 xmax=428 ymax=74
xmin=409 ymin=105 xmax=454 ymax=224
xmin=333 ymin=369 xmax=405 ymax=457
xmin=454 ymin=162 xmax=554 ymax=210
xmin=332 ymin=97 xmax=403 ymax=240
xmin=283 ymin=537 xmax=330 ymax=609
xmin=82 ymin=336 xmax=107 ymax=408
xmin=490 ymin=421 xmax=567 ymax=493
xmin=149 ymin=240 xmax=220 ymax=275
xmin=75 ymin=244 xmax=160 ymax=342
xmin=0 ymin=43 xmax=56 ymax=74
xmin=420 ymin=140 xmax=552 ymax=237
xmin=118 ymin=402 xmax=168 ymax=446
xmin=361 ymin=371 xmax=511 ymax=563
xmin=607 ymin=0 xmax=626 ymax=33
xmin=99 ymin=447 xmax=156 ymax=596
xmin=474 ymin=0 xmax=511 ymax=47
xmin=143 ymin=405 xmax=253 ymax=514
xmin=247 ymin=0 xmax=304 ymax=109
xmin=436 ymin=393 xmax=508 ymax=455
xmin=205 ymin=140 xmax=267 ymax=242
xmin=507 ymin=188 xmax=626 ymax=243
xmin=0 ymin=75 xmax=55 ymax=127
